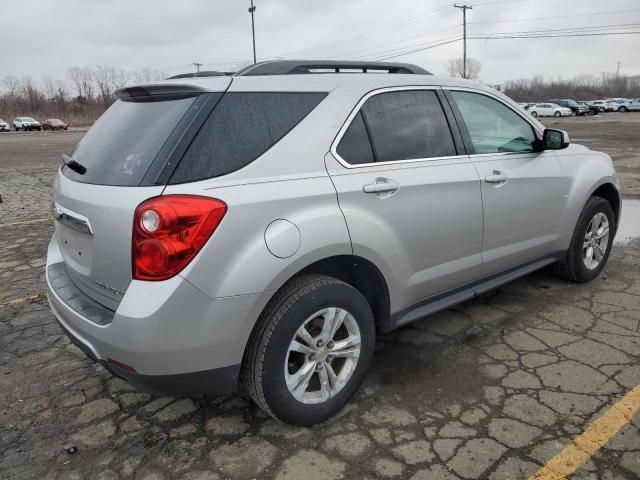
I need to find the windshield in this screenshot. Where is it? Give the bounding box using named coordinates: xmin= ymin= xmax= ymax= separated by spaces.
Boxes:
xmin=63 ymin=96 xmax=196 ymax=186
xmin=25 ymin=117 xmax=36 ymax=122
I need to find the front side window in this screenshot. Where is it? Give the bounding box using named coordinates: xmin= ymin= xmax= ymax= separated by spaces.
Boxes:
xmin=451 ymin=91 xmax=537 ymax=154
xmin=337 ymin=90 xmax=456 ymax=164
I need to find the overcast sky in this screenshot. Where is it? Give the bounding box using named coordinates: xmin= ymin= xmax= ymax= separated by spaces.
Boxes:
xmin=2 ymin=0 xmax=639 ymax=85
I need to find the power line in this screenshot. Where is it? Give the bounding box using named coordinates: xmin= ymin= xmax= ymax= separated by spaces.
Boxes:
xmin=329 ymin=24 xmax=461 ymax=61
xmin=357 ymin=22 xmax=640 ymax=60
xmin=468 ymin=8 xmax=640 ymax=26
xmin=374 ymin=29 xmax=640 ymax=61
xmin=277 ymin=4 xmax=454 ymax=58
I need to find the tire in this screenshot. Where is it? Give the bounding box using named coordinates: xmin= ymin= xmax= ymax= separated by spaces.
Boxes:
xmin=554 ymin=111 xmax=561 ymax=117
xmin=243 ymin=274 xmax=375 ymax=426
xmin=531 ymin=111 xmax=538 ymax=117
xmin=555 ymin=196 xmax=615 ymax=283
xmin=619 ymin=106 xmax=628 ymax=113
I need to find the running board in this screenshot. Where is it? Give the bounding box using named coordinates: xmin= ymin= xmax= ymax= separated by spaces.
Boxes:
xmin=387 ymin=256 xmax=558 ymax=332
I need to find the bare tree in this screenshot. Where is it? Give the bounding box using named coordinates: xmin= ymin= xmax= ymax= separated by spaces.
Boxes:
xmin=94 ymin=64 xmax=116 ymax=106
xmin=42 ymin=77 xmax=57 ymax=100
xmin=2 ymin=75 xmax=21 ymax=96
xmin=67 ymin=66 xmax=94 ymax=102
xmin=445 ymin=57 xmax=482 ymax=80
xmin=113 ymin=69 xmax=131 ymax=90
xmin=133 ymin=67 xmax=167 ymax=83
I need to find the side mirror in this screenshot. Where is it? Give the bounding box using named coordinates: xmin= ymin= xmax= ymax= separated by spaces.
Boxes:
xmin=542 ymin=128 xmax=570 ymax=150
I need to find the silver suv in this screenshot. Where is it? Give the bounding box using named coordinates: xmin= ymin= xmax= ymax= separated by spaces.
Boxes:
xmin=47 ymin=60 xmax=621 ymax=425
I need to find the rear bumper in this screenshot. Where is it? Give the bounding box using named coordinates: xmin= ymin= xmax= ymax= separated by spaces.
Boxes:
xmin=46 ymin=233 xmax=271 ymax=395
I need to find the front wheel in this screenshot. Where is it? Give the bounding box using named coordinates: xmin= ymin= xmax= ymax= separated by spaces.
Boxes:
xmin=555 ymin=197 xmax=615 ymax=282
xmin=531 ymin=111 xmax=538 ymax=117
xmin=619 ymin=106 xmax=628 ymax=113
xmin=243 ymin=274 xmax=375 ymax=426
xmin=554 ymin=111 xmax=561 ymax=117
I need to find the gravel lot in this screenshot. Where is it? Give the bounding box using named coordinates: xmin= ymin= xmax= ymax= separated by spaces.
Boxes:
xmin=1 ymin=116 xmax=639 ymax=480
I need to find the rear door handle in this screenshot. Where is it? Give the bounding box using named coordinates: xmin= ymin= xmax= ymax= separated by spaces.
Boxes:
xmin=485 ymin=171 xmax=508 ymax=184
xmin=363 ymin=178 xmax=399 ymax=194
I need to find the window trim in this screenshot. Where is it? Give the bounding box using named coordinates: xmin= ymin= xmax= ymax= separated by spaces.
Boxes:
xmin=443 ymin=86 xmax=544 ymax=158
xmin=330 ymin=86 xmax=466 ymax=169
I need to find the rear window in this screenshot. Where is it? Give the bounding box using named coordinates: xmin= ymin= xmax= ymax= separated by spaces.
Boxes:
xmin=63 ymin=97 xmax=196 ymax=186
xmin=169 ymin=92 xmax=326 ymax=184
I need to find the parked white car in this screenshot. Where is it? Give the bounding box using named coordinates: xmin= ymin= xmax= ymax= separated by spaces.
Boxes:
xmin=628 ymin=100 xmax=640 ymax=112
xmin=588 ymin=100 xmax=608 ymax=112
xmin=0 ymin=118 xmax=10 ymax=132
xmin=605 ymin=98 xmax=631 ymax=112
xmin=528 ymin=103 xmax=572 ymax=118
xmin=13 ymin=117 xmax=42 ymax=131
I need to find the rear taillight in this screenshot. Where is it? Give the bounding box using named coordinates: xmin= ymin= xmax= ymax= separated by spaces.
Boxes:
xmin=132 ymin=195 xmax=227 ymax=281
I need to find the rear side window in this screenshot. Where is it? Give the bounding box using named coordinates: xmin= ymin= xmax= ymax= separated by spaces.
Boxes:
xmin=336 ymin=112 xmax=375 ymax=165
xmin=170 ymin=92 xmax=326 ymax=183
xmin=337 ymin=90 xmax=456 ymax=164
xmin=64 ymin=97 xmax=196 ymax=186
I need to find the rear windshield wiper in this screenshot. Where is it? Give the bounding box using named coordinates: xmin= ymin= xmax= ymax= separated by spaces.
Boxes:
xmin=61 ymin=154 xmax=87 ymax=175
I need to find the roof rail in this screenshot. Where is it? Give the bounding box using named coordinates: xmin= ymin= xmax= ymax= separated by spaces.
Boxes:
xmin=235 ymin=60 xmax=431 ymax=76
xmin=166 ymin=71 xmax=232 ymax=79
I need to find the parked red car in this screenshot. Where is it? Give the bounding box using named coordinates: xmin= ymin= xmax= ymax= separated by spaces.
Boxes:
xmin=42 ymin=118 xmax=68 ymax=130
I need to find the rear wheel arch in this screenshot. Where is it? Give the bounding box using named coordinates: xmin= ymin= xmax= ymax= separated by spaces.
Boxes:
xmin=296 ymin=255 xmax=391 ymax=330
xmin=244 ymin=255 xmax=390 ymax=353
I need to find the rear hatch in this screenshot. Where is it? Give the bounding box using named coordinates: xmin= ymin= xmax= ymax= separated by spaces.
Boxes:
xmin=53 ymin=79 xmax=230 ymax=310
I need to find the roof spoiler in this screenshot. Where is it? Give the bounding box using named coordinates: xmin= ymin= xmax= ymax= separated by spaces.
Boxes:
xmin=167 ymin=71 xmax=233 ymax=79
xmin=115 ymin=84 xmax=208 ymax=101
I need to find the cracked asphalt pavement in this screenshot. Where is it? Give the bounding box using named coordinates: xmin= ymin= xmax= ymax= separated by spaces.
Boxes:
xmin=1 ymin=124 xmax=639 ymax=480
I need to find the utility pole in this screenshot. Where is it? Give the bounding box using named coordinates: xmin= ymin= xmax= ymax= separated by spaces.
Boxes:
xmin=248 ymin=0 xmax=257 ymax=64
xmin=192 ymin=62 xmax=203 ymax=73
xmin=454 ymin=4 xmax=473 ymax=78
xmin=616 ymin=61 xmax=621 ymax=78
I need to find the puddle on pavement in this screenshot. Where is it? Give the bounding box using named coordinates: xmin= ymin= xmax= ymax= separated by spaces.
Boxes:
xmin=616 ymin=199 xmax=640 ymax=244
xmin=366 ymin=335 xmax=485 ymax=408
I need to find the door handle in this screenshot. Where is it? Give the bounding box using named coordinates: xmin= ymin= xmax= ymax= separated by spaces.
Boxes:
xmin=363 ymin=178 xmax=399 ymax=194
xmin=485 ymin=171 xmax=508 ymax=184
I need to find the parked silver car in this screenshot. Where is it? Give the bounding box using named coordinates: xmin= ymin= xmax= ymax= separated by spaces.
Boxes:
xmin=46 ymin=60 xmax=621 ymax=425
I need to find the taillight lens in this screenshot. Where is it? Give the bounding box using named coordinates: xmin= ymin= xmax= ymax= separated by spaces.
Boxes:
xmin=132 ymin=195 xmax=227 ymax=281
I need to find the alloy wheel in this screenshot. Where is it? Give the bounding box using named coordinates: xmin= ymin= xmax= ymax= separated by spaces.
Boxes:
xmin=583 ymin=212 xmax=610 ymax=270
xmin=284 ymin=307 xmax=361 ymax=404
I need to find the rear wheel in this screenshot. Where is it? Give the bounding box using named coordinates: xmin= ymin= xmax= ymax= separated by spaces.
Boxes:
xmin=555 ymin=197 xmax=615 ymax=282
xmin=619 ymin=106 xmax=628 ymax=113
xmin=531 ymin=111 xmax=538 ymax=117
xmin=243 ymin=274 xmax=375 ymax=426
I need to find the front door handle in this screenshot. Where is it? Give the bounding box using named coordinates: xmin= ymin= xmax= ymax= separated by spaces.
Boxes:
xmin=363 ymin=178 xmax=399 ymax=194
xmin=485 ymin=171 xmax=508 ymax=184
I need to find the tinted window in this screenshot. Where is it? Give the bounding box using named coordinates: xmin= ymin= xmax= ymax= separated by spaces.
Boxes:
xmin=336 ymin=111 xmax=374 ymax=164
xmin=64 ymin=97 xmax=196 ymax=185
xmin=359 ymin=90 xmax=455 ymax=162
xmin=451 ymin=91 xmax=537 ymax=154
xmin=170 ymin=92 xmax=326 ymax=183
